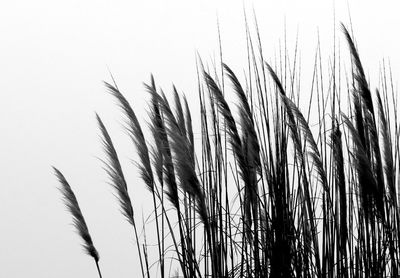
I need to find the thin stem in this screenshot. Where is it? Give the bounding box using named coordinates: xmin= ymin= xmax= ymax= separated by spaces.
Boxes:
xmin=95 ymin=260 xmax=102 ymax=278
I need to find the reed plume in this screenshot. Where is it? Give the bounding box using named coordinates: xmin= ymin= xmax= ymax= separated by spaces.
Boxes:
xmin=96 ymin=114 xmax=146 ymax=278
xmin=53 ymin=167 xmax=102 ymax=278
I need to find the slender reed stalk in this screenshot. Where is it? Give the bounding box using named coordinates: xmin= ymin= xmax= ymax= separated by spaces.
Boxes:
xmin=96 ymin=114 xmax=146 ymax=278
xmin=53 ymin=167 xmax=103 ymax=278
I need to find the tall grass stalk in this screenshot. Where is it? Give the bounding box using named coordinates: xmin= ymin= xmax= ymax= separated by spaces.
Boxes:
xmin=53 ymin=167 xmax=103 ymax=278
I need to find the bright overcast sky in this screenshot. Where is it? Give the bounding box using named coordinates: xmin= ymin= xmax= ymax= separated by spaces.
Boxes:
xmin=0 ymin=0 xmax=399 ymax=277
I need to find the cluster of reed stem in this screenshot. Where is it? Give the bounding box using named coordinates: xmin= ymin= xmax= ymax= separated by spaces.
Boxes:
xmin=55 ymin=24 xmax=400 ymax=277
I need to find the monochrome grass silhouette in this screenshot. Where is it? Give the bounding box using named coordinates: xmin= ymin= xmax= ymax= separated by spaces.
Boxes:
xmin=54 ymin=23 xmax=400 ymax=277
xmin=53 ymin=167 xmax=103 ymax=278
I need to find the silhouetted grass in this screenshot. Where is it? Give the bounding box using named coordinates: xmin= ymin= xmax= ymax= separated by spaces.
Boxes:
xmin=53 ymin=167 xmax=103 ymax=278
xmin=54 ymin=23 xmax=400 ymax=277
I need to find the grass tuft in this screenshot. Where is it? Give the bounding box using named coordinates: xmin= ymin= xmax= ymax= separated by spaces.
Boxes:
xmin=54 ymin=22 xmax=400 ymax=278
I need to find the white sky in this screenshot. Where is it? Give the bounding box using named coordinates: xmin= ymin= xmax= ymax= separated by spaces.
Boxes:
xmin=0 ymin=0 xmax=399 ymax=277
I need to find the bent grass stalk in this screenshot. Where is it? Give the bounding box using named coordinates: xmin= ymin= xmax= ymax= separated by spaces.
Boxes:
xmin=53 ymin=167 xmax=103 ymax=278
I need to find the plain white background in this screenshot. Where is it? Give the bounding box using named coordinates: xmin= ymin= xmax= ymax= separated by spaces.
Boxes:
xmin=0 ymin=0 xmax=399 ymax=277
